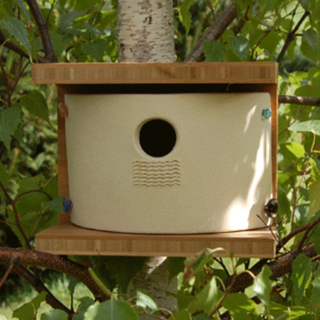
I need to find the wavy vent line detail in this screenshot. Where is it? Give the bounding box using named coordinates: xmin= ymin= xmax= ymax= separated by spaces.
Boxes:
xmin=133 ymin=160 xmax=181 ymax=187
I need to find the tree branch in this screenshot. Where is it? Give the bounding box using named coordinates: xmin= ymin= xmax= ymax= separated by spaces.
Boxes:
xmin=279 ymin=95 xmax=320 ymax=106
xmin=13 ymin=264 xmax=73 ymax=315
xmin=184 ymin=2 xmax=238 ymax=62
xmin=277 ymin=215 xmax=320 ymax=252
xmin=0 ymin=247 xmax=108 ymax=301
xmin=269 ymin=243 xmax=317 ymax=280
xmin=276 ymin=10 xmax=310 ymax=63
xmin=24 ymin=0 xmax=56 ymax=62
xmin=224 ymin=243 xmax=318 ymax=294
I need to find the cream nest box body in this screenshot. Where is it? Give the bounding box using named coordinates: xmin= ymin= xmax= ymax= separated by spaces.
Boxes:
xmin=65 ymin=93 xmax=272 ymax=234
xmin=32 ymin=62 xmax=278 ymax=257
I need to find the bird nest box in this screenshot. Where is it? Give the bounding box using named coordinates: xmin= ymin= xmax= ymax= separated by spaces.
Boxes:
xmin=33 ymin=62 xmax=278 ymax=258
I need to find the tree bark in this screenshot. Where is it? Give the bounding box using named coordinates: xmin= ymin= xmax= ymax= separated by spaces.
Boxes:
xmin=117 ymin=0 xmax=177 ymax=311
xmin=117 ymin=0 xmax=175 ymax=62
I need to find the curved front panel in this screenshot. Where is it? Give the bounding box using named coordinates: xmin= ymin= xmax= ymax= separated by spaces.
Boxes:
xmin=65 ymin=93 xmax=272 ymax=234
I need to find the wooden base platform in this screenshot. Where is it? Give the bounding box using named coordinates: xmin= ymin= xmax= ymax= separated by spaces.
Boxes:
xmin=35 ymin=223 xmax=276 ymax=258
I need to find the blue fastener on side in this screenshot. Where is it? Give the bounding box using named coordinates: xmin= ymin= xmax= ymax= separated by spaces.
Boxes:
xmin=262 ymin=109 xmax=272 ymax=119
xmin=62 ymin=197 xmax=73 ymax=214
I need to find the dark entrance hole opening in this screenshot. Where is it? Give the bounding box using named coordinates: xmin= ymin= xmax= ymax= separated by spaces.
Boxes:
xmin=139 ymin=119 xmax=176 ymax=157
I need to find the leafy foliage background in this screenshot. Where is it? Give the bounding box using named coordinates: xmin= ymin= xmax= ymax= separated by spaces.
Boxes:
xmin=1 ymin=0 xmax=320 ymax=319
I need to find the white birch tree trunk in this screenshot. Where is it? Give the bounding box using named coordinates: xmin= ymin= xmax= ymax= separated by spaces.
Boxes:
xmin=117 ymin=0 xmax=175 ymax=62
xmin=117 ymin=0 xmax=177 ymax=312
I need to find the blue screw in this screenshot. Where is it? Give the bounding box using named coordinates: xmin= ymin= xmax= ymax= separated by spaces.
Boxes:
xmin=262 ymin=109 xmax=272 ymax=120
xmin=62 ymin=197 xmax=73 ymax=214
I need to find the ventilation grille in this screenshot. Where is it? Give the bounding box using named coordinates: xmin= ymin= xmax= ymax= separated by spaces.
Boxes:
xmin=133 ymin=160 xmax=181 ymax=187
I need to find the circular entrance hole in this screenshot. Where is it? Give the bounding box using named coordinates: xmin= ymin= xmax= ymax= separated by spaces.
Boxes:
xmin=139 ymin=119 xmax=176 ymax=157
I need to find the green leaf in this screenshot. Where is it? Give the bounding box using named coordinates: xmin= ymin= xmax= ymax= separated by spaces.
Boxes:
xmin=259 ymin=31 xmax=282 ymax=55
xmin=269 ymin=302 xmax=306 ymax=319
xmin=0 ymin=162 xmax=10 ymax=188
xmin=84 ymin=300 xmax=139 ymax=320
xmin=185 ymin=249 xmax=216 ymax=278
xmin=98 ymin=10 xmax=117 ymax=30
xmin=0 ymin=105 xmax=22 ymax=150
xmin=309 ymin=182 xmax=320 ymax=220
xmin=68 ymin=277 xmax=78 ymax=296
xmin=167 ymin=257 xmax=185 ymax=283
xmin=20 ymin=91 xmax=50 ymax=123
xmin=289 ymin=120 xmax=320 ymax=136
xmin=82 ymin=38 xmax=106 ymax=61
xmin=136 ymin=290 xmax=157 ymax=311
xmin=92 ymin=256 xmax=147 ymax=293
xmin=290 ymin=254 xmax=313 ymax=305
xmin=73 ymin=0 xmax=100 ymax=11
xmin=179 ymin=0 xmax=195 ymax=35
xmin=16 ymin=189 xmax=49 ymax=215
xmin=60 ymin=10 xmax=86 ymax=31
xmin=196 ymin=277 xmax=221 ymax=315
xmin=169 ymin=309 xmax=191 ymax=320
xmin=44 ymin=196 xmax=64 ymax=213
xmin=82 ymin=21 xmax=104 ymax=37
xmin=203 ymin=42 xmax=226 ymax=62
xmin=177 ymin=293 xmax=195 ymax=311
xmin=253 ymin=265 xmax=272 ymax=307
xmin=74 ymin=297 xmax=95 ymax=320
xmin=301 ymin=0 xmax=310 ymax=10
xmin=222 ymin=293 xmax=257 ymax=320
xmin=16 ymin=0 xmax=31 ymax=23
xmin=277 ymin=185 xmax=291 ymax=223
xmin=0 ymin=315 xmax=8 ymax=320
xmin=311 ymin=210 xmax=320 ymax=252
xmin=310 ymin=268 xmax=320 ymax=306
xmin=303 ymin=28 xmax=319 ymax=53
xmin=1 ymin=17 xmax=32 ymax=59
xmin=13 ymin=292 xmax=47 ymax=320
xmin=229 ymin=36 xmax=250 ymax=61
xmin=41 ymin=310 xmax=68 ymax=320
xmin=284 ymin=141 xmax=306 ymax=159
xmin=43 ymin=176 xmax=58 ymax=199
xmin=50 ymin=33 xmax=65 ymax=59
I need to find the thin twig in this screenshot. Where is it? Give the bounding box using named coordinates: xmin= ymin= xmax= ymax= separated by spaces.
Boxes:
xmin=10 ymin=61 xmax=30 ymax=98
xmin=0 ymin=260 xmax=16 ymax=288
xmin=46 ymin=0 xmax=56 ymax=24
xmin=210 ymin=273 xmax=237 ymax=317
xmin=0 ymin=180 xmax=30 ymax=248
xmin=277 ymin=214 xmax=320 ymax=253
xmin=207 ymin=1 xmax=215 ymax=21
xmin=277 ymin=10 xmax=310 ymax=63
xmin=185 ymin=1 xmax=238 ymax=62
xmin=214 ymin=258 xmax=230 ymax=277
xmin=0 ymin=51 xmax=12 ymax=106
xmin=15 ymin=189 xmax=53 ymax=202
xmin=24 ymin=0 xmax=56 ymax=62
xmin=13 ymin=263 xmax=73 ymax=314
xmin=278 ymin=107 xmax=305 ymax=137
xmin=92 ymin=0 xmax=107 ymax=26
xmin=250 ymin=30 xmax=271 ymax=61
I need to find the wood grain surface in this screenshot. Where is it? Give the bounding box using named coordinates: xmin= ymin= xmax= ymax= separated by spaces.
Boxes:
xmin=32 ymin=62 xmax=278 ymax=84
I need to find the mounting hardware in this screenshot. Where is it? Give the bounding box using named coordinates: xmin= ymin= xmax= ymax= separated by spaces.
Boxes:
xmin=262 ymin=108 xmax=271 ymax=120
